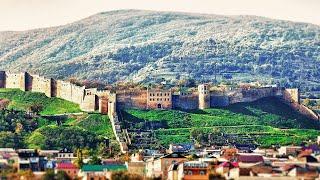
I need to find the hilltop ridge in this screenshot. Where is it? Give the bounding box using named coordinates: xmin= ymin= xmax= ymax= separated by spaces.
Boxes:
xmin=0 ymin=10 xmax=319 ymax=91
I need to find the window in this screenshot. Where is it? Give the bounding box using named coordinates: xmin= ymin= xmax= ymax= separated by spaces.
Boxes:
xmin=150 ymin=98 xmax=152 ymax=101
xmin=160 ymin=93 xmax=162 ymax=96
xmin=164 ymin=93 xmax=166 ymax=96
xmin=150 ymin=93 xmax=152 ymax=96
xmin=157 ymin=93 xmax=159 ymax=96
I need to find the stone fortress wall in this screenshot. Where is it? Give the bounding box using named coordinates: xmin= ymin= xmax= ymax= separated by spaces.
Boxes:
xmin=0 ymin=71 xmax=99 ymax=113
xmin=0 ymin=71 xmax=318 ymax=119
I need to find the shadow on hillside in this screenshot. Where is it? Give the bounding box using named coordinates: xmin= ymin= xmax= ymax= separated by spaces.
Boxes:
xmin=120 ymin=110 xmax=167 ymax=130
xmin=182 ymin=109 xmax=209 ymax=114
xmin=225 ymin=96 xmax=320 ymax=130
xmin=220 ymin=103 xmax=258 ymax=117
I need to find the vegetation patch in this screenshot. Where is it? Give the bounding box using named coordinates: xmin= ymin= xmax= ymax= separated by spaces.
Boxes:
xmin=0 ymin=89 xmax=81 ymax=115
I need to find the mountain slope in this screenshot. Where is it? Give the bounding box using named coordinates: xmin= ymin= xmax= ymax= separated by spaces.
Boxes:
xmin=0 ymin=10 xmax=319 ymax=89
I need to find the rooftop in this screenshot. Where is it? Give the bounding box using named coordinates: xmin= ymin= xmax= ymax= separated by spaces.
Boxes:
xmin=56 ymin=163 xmax=78 ymax=170
xmin=81 ymin=164 xmax=127 ymax=172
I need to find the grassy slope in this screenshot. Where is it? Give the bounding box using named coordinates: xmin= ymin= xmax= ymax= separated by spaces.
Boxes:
xmin=0 ymin=89 xmax=115 ymax=149
xmin=0 ymin=89 xmax=81 ymax=115
xmin=123 ymin=97 xmax=320 ymax=147
xmin=26 ymin=113 xmax=115 ymax=149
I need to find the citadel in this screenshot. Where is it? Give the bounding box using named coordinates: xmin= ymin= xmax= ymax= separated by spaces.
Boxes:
xmin=0 ymin=71 xmax=319 ymax=152
xmin=0 ymin=71 xmax=317 ymax=118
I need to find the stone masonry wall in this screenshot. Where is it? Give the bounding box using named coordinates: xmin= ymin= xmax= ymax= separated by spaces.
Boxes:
xmin=56 ymin=80 xmax=85 ymax=105
xmin=210 ymin=95 xmax=229 ymax=107
xmin=228 ymin=87 xmax=278 ymax=104
xmin=5 ymin=72 xmax=26 ymax=90
xmin=80 ymin=88 xmax=98 ymax=112
xmin=116 ymin=90 xmax=148 ymax=109
xmin=172 ymin=94 xmax=198 ymax=110
xmin=281 ymin=88 xmax=319 ymax=120
xmin=31 ymin=74 xmax=53 ymax=97
xmin=0 ymin=71 xmax=5 ymax=88
xmin=147 ymin=89 xmax=172 ymax=109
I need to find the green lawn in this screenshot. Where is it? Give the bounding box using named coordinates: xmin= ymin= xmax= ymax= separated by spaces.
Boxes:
xmin=0 ymin=88 xmax=81 ymax=115
xmin=123 ymin=97 xmax=320 ymax=147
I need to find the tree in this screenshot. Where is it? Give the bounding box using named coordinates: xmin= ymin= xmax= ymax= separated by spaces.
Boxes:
xmin=42 ymin=169 xmax=55 ymax=180
xmin=88 ymin=155 xmax=102 ymax=165
xmin=302 ymin=98 xmax=311 ymax=106
xmin=111 ymin=171 xmax=142 ymax=180
xmin=56 ymin=171 xmax=71 ymax=180
xmin=28 ymin=103 xmax=44 ymax=115
xmin=18 ymin=170 xmax=35 ymax=180
xmin=74 ymin=149 xmax=84 ymax=168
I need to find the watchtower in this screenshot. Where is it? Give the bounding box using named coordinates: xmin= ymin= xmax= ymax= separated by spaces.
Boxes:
xmin=198 ymin=84 xmax=210 ymax=109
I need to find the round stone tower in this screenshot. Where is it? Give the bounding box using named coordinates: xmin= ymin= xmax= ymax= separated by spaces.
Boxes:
xmin=198 ymin=84 xmax=210 ymax=109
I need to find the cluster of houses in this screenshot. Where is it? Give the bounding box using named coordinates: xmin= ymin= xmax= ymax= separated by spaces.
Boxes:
xmin=2 ymin=139 xmax=320 ymax=179
xmin=0 ymin=148 xmax=126 ymax=179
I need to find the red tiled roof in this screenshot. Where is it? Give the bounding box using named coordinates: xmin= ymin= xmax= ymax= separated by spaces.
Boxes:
xmin=219 ymin=161 xmax=239 ymax=168
xmin=238 ymin=155 xmax=263 ymax=163
xmin=56 ymin=163 xmax=78 ymax=170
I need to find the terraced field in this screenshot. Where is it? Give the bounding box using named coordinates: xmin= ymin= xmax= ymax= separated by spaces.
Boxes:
xmin=121 ymin=97 xmax=320 ymax=148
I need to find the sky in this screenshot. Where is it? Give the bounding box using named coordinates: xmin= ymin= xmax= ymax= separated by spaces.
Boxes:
xmin=0 ymin=0 xmax=319 ymax=31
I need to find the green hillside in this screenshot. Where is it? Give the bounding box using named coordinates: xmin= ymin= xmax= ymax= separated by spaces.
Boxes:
xmin=122 ymin=97 xmax=320 ymax=147
xmin=0 ymin=89 xmax=116 ymax=151
xmin=1 ymin=10 xmax=319 ymax=92
xmin=0 ymin=89 xmax=81 ymax=115
xmin=25 ymin=113 xmax=116 ymax=150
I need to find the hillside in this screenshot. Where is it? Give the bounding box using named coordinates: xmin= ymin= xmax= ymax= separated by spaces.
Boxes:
xmin=0 ymin=89 xmax=116 ymax=151
xmin=121 ymin=97 xmax=320 ymax=148
xmin=0 ymin=10 xmax=319 ymax=91
xmin=0 ymin=89 xmax=81 ymax=115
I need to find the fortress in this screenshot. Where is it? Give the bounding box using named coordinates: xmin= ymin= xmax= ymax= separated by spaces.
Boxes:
xmin=0 ymin=71 xmax=313 ymax=115
xmin=0 ymin=71 xmax=319 ymax=152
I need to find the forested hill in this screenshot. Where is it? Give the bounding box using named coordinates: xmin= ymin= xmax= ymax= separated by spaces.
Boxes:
xmin=0 ymin=10 xmax=319 ymax=90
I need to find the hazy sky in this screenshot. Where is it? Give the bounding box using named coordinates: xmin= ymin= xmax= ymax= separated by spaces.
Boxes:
xmin=0 ymin=0 xmax=319 ymax=31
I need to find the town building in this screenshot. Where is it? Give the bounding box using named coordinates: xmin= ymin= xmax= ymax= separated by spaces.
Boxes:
xmin=146 ymin=153 xmax=187 ymax=179
xmin=55 ymin=162 xmax=79 ymax=178
xmin=17 ymin=149 xmax=45 ymax=172
xmin=78 ymin=164 xmax=127 ymax=180
xmin=57 ymin=148 xmax=76 ymax=162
